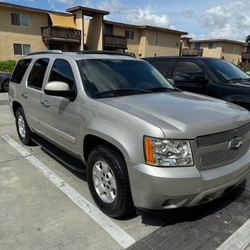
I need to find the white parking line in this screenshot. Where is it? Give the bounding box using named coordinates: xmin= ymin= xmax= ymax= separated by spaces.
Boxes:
xmin=2 ymin=135 xmax=136 ymax=249
xmin=216 ymin=219 xmax=250 ymax=250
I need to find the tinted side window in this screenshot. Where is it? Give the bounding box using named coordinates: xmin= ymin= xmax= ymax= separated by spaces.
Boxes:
xmin=173 ymin=61 xmax=204 ymax=82
xmin=28 ymin=58 xmax=49 ymax=90
xmin=49 ymin=59 xmax=75 ymax=89
xmin=151 ymin=60 xmax=172 ymax=77
xmin=11 ymin=59 xmax=31 ymax=84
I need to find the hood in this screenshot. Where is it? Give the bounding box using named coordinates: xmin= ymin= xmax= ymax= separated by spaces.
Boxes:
xmin=100 ymin=91 xmax=250 ymax=139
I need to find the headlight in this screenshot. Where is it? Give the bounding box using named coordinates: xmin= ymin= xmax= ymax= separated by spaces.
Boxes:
xmin=144 ymin=136 xmax=193 ymax=167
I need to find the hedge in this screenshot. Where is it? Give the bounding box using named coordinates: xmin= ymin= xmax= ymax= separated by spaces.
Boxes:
xmin=0 ymin=60 xmax=16 ymax=73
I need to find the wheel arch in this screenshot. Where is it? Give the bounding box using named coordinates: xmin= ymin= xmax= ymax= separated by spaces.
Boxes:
xmin=12 ymin=101 xmax=22 ymax=115
xmin=83 ymin=133 xmax=129 ymax=164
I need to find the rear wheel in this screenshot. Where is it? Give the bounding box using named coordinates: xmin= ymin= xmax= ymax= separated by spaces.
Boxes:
xmin=2 ymin=80 xmax=9 ymax=92
xmin=86 ymin=145 xmax=135 ymax=218
xmin=15 ymin=107 xmax=34 ymax=146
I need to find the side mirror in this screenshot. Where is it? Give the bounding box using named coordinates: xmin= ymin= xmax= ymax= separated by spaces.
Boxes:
xmin=44 ymin=81 xmax=76 ymax=98
xmin=168 ymin=78 xmax=175 ymax=85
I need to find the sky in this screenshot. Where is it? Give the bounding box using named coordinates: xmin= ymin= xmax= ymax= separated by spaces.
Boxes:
xmin=3 ymin=0 xmax=250 ymax=41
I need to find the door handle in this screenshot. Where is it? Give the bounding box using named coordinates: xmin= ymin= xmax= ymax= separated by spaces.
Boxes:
xmin=21 ymin=93 xmax=28 ymax=99
xmin=41 ymin=100 xmax=50 ymax=108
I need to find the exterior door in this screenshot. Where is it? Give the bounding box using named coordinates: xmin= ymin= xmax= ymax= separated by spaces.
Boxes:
xmin=39 ymin=58 xmax=80 ymax=154
xmin=25 ymin=58 xmax=50 ymax=132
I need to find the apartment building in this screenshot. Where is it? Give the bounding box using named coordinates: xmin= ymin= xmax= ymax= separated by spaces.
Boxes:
xmin=0 ymin=2 xmax=187 ymax=61
xmin=181 ymin=38 xmax=246 ymax=65
xmin=101 ymin=20 xmax=186 ymax=57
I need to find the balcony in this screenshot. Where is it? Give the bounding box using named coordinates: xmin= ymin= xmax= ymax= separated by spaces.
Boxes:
xmin=103 ymin=35 xmax=127 ymax=49
xmin=242 ymin=52 xmax=250 ymax=59
xmin=182 ymin=48 xmax=203 ymax=56
xmin=41 ymin=26 xmax=81 ymax=44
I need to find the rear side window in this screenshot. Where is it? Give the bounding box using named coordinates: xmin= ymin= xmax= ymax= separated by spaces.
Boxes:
xmin=173 ymin=61 xmax=204 ymax=82
xmin=11 ymin=59 xmax=31 ymax=84
xmin=28 ymin=58 xmax=49 ymax=90
xmin=49 ymin=59 xmax=75 ymax=89
xmin=151 ymin=60 xmax=173 ymax=77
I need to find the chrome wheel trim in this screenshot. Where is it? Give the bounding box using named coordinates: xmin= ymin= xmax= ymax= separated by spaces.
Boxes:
xmin=92 ymin=160 xmax=117 ymax=204
xmin=18 ymin=115 xmax=26 ymax=138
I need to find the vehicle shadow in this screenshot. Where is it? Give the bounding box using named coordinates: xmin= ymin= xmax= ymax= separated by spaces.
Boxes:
xmin=136 ymin=181 xmax=247 ymax=227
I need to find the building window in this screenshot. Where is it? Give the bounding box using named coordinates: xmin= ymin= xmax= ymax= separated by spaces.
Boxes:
xmin=104 ymin=25 xmax=113 ymax=36
xmin=13 ymin=44 xmax=31 ymax=55
xmin=208 ymin=43 xmax=217 ymax=49
xmin=190 ymin=42 xmax=200 ymax=49
xmin=125 ymin=30 xmax=134 ymax=40
xmin=154 ymin=33 xmax=159 ymax=46
xmin=11 ymin=13 xmax=29 ymax=27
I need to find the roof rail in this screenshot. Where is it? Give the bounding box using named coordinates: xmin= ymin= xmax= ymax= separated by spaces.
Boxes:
xmin=28 ymin=50 xmax=63 ymax=56
xmin=75 ymin=50 xmax=135 ymax=57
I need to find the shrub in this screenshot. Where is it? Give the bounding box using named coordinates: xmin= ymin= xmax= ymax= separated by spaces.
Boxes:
xmin=0 ymin=60 xmax=16 ymax=73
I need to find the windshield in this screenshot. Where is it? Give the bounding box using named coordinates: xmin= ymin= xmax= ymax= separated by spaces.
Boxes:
xmin=206 ymin=59 xmax=250 ymax=82
xmin=77 ymin=59 xmax=175 ymax=98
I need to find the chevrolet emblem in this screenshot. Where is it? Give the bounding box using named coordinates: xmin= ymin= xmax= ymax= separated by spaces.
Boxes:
xmin=229 ymin=137 xmax=242 ymax=150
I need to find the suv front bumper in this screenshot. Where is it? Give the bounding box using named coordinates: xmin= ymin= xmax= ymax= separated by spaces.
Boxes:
xmin=127 ymin=150 xmax=250 ymax=210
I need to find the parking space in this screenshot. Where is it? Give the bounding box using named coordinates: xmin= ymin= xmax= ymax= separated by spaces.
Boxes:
xmin=0 ymin=93 xmax=250 ymax=250
xmin=0 ymin=93 xmax=164 ymax=249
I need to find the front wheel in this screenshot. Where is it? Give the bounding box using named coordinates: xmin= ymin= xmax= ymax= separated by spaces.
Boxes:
xmin=15 ymin=107 xmax=34 ymax=146
xmin=86 ymin=145 xmax=135 ymax=218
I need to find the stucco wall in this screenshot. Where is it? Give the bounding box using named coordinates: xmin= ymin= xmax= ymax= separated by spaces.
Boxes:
xmin=74 ymin=10 xmax=84 ymax=50
xmin=112 ymin=26 xmax=140 ymax=57
xmin=222 ymin=43 xmax=245 ymax=65
xmin=84 ymin=15 xmax=103 ymax=50
xmin=0 ymin=7 xmax=48 ymax=61
xmin=200 ymin=43 xmax=222 ymax=58
xmin=142 ymin=30 xmax=181 ymax=57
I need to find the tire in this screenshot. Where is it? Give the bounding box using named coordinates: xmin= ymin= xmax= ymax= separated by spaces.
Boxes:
xmin=15 ymin=107 xmax=34 ymax=146
xmin=2 ymin=80 xmax=9 ymax=92
xmin=86 ymin=145 xmax=135 ymax=218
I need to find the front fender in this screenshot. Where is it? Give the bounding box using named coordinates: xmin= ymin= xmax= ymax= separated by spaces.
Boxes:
xmin=77 ymin=98 xmax=164 ymax=164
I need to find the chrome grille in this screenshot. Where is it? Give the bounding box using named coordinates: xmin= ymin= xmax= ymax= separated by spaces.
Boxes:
xmin=197 ymin=123 xmax=250 ymax=169
xmin=197 ymin=123 xmax=250 ymax=147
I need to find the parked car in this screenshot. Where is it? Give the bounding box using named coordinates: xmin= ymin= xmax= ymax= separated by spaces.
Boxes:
xmin=144 ymin=57 xmax=250 ymax=110
xmin=9 ymin=51 xmax=250 ymax=218
xmin=0 ymin=72 xmax=11 ymax=92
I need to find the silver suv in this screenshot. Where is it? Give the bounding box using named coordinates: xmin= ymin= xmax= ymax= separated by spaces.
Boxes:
xmin=9 ymin=51 xmax=250 ymax=218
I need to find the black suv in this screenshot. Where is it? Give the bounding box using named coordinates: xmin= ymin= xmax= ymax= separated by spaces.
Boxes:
xmin=144 ymin=57 xmax=250 ymax=110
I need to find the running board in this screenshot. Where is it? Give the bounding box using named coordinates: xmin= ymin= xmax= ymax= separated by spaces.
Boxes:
xmin=32 ymin=134 xmax=86 ymax=173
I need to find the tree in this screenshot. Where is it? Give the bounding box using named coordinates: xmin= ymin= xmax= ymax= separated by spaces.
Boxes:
xmin=246 ymin=35 xmax=250 ymax=46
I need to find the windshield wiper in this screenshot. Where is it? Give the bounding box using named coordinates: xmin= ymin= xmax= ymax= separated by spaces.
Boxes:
xmin=224 ymin=78 xmax=250 ymax=82
xmin=144 ymin=87 xmax=179 ymax=92
xmin=96 ymin=88 xmax=152 ymax=98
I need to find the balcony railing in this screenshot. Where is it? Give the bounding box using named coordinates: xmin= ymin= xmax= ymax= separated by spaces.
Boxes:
xmin=103 ymin=35 xmax=127 ymax=49
xmin=242 ymin=52 xmax=250 ymax=59
xmin=41 ymin=26 xmax=81 ymax=44
xmin=182 ymin=48 xmax=203 ymax=56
